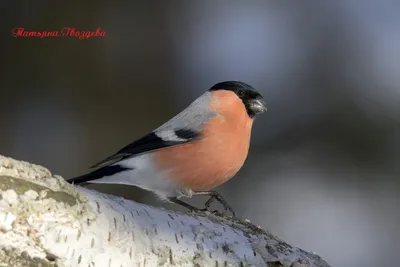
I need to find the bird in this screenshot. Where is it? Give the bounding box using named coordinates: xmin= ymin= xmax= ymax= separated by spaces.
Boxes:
xmin=67 ymin=81 xmax=267 ymax=216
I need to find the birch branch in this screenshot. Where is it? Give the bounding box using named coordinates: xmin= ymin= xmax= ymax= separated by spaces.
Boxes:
xmin=0 ymin=155 xmax=331 ymax=267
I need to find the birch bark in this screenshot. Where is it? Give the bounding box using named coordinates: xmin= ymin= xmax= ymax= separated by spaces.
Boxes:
xmin=0 ymin=155 xmax=330 ymax=267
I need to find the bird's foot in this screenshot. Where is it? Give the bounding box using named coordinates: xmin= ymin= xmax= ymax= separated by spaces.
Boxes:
xmin=168 ymin=197 xmax=207 ymax=214
xmin=168 ymin=195 xmax=235 ymax=217
xmin=194 ymin=191 xmax=236 ymax=217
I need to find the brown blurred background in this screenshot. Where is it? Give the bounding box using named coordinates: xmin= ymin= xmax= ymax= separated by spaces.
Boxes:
xmin=2 ymin=1 xmax=400 ymax=266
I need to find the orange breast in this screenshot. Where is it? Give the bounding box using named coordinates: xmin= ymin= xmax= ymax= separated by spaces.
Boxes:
xmin=153 ymin=91 xmax=253 ymax=191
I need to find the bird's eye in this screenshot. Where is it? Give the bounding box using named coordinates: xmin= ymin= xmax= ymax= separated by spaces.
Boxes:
xmin=237 ymin=90 xmax=245 ymax=98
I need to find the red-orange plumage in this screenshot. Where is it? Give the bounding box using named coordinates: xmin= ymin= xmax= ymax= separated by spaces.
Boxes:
xmin=153 ymin=90 xmax=253 ymax=191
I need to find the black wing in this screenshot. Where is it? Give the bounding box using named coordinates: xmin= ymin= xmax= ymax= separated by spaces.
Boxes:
xmin=90 ymin=129 xmax=201 ymax=169
xmin=66 ymin=129 xmax=201 ymax=184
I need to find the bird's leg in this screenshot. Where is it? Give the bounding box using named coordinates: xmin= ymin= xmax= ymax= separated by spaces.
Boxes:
xmin=168 ymin=197 xmax=206 ymax=213
xmin=193 ymin=191 xmax=235 ymax=217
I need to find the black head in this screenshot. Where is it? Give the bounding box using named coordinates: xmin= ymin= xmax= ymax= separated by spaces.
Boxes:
xmin=209 ymin=81 xmax=267 ymax=118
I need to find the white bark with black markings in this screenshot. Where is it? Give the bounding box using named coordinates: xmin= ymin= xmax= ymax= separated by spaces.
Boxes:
xmin=0 ymin=155 xmax=330 ymax=267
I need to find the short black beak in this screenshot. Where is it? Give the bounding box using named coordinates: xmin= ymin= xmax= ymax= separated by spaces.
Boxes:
xmin=249 ymin=98 xmax=267 ymax=114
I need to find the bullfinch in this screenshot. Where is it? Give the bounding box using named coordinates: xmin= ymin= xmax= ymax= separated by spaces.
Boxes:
xmin=67 ymin=81 xmax=266 ymax=216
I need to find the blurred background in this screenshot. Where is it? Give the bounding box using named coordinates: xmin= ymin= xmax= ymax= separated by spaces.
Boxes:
xmin=2 ymin=1 xmax=400 ymax=266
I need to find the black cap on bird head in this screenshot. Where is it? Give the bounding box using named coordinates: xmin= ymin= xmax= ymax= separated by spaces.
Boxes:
xmin=209 ymin=81 xmax=267 ymax=118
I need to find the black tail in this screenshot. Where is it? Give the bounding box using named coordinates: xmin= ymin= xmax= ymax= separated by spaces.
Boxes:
xmin=67 ymin=165 xmax=132 ymax=184
xmin=66 ymin=172 xmax=97 ymax=184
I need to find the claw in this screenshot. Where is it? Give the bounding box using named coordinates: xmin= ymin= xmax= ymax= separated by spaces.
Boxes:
xmin=197 ymin=191 xmax=236 ymax=217
xmin=169 ymin=191 xmax=236 ymax=217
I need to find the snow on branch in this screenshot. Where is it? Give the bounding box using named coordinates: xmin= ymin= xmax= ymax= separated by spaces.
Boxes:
xmin=0 ymin=155 xmax=331 ymax=267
